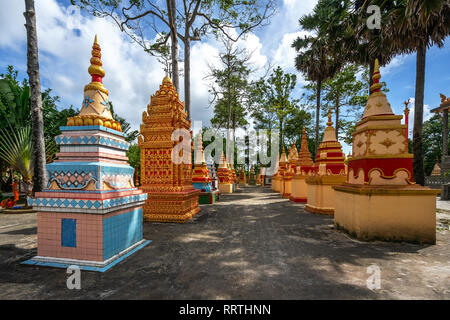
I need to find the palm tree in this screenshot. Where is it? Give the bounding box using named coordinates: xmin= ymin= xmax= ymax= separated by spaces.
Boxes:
xmin=382 ymin=0 xmax=450 ymax=185
xmin=293 ymin=2 xmax=342 ymax=153
xmin=24 ymin=0 xmax=47 ymax=193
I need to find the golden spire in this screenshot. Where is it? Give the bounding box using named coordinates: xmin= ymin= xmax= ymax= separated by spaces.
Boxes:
xmin=370 ymin=58 xmax=382 ymax=94
xmin=84 ymin=35 xmax=108 ymax=95
xmin=326 ymin=108 xmax=333 ymax=127
xmin=163 ymin=75 xmax=172 ymax=84
xmin=280 ymin=147 xmax=288 ymax=163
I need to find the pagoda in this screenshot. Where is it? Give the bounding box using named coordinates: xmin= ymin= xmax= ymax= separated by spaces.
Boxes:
xmin=430 ymin=160 xmax=441 ymax=176
xmin=257 ymin=167 xmax=266 ymax=186
xmin=334 ymin=59 xmax=439 ymax=244
xmin=192 ymin=132 xmax=219 ymax=204
xmin=206 ymin=159 xmax=219 ymax=191
xmin=24 ymin=36 xmax=149 ymax=271
xmin=230 ymin=162 xmax=238 ymax=191
xmin=305 ymin=108 xmax=346 ymax=214
xmin=248 ymin=164 xmax=256 ymax=185
xmin=272 ymin=149 xmax=287 ymax=192
xmin=270 ymin=154 xmax=280 ymax=191
xmin=138 ymin=76 xmax=200 ymax=223
xmin=238 ymin=166 xmax=247 ymax=187
xmin=217 ymin=152 xmax=233 ymax=193
xmin=281 ymin=141 xmax=298 ymax=198
xmin=290 ymin=127 xmax=315 ymax=202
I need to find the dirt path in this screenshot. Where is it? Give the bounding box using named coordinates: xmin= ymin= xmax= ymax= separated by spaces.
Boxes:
xmin=0 ymin=186 xmax=449 ymax=299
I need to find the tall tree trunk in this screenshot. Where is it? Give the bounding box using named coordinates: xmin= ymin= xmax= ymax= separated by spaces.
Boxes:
xmin=335 ymin=101 xmax=340 ymax=138
xmin=184 ymin=30 xmax=191 ymax=121
xmin=315 ymin=78 xmax=322 ymax=155
xmin=443 ymin=109 xmax=448 ymax=163
xmin=167 ymin=0 xmax=179 ymax=91
xmin=24 ymin=0 xmax=47 ymax=194
xmin=413 ymin=44 xmax=426 ymax=185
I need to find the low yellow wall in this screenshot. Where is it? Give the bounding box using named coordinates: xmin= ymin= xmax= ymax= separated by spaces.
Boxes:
xmin=219 ymin=183 xmax=233 ymax=194
xmin=272 ymin=177 xmax=281 ymax=192
xmin=282 ymin=178 xmax=292 ymax=198
xmin=290 ymin=176 xmax=307 ymax=202
xmin=333 ymin=185 xmax=438 ymax=244
xmin=305 ymin=175 xmax=346 ymax=215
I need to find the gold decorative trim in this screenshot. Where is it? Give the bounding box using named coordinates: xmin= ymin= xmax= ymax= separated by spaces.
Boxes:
xmin=350 ymin=154 xmax=413 ymax=160
xmin=333 ymin=184 xmax=440 ymax=196
xmin=356 ymin=115 xmax=403 ymax=126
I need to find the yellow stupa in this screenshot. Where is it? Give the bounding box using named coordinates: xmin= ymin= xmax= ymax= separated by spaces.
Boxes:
xmin=290 ymin=127 xmax=315 ymax=202
xmin=281 ymin=140 xmax=298 ymax=198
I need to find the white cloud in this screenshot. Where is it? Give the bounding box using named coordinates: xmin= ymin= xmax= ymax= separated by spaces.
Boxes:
xmin=0 ymin=0 xmax=25 ymax=50
xmin=0 ymin=0 xmax=164 ymax=135
xmin=0 ymin=0 xmax=320 ymax=138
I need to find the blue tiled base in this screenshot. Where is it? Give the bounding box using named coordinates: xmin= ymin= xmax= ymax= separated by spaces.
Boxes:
xmin=21 ymin=240 xmax=151 ymax=272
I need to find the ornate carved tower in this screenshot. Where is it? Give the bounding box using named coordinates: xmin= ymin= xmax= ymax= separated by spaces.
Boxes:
xmin=138 ymin=76 xmax=200 ymax=223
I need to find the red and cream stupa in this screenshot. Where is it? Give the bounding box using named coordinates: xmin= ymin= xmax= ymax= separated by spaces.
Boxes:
xmin=305 ymin=109 xmax=346 ymax=214
xmin=290 ymin=127 xmax=315 ymax=202
xmin=334 ymin=59 xmax=439 ymax=244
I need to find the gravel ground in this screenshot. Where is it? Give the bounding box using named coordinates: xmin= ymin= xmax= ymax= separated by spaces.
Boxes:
xmin=0 ymin=186 xmax=449 ymax=299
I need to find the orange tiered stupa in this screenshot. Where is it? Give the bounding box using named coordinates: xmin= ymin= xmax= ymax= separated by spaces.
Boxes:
xmin=217 ymin=152 xmax=233 ymax=193
xmin=290 ymin=127 xmax=315 ymax=202
xmin=248 ymin=164 xmax=256 ymax=185
xmin=238 ymin=166 xmax=247 ymax=186
xmin=305 ymin=108 xmax=346 ymax=214
xmin=281 ymin=141 xmax=298 ymax=198
xmin=138 ymin=76 xmax=200 ymax=223
xmin=334 ymin=59 xmax=439 ymax=244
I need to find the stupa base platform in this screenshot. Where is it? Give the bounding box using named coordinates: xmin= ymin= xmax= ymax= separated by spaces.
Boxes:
xmin=198 ymin=190 xmax=219 ymax=204
xmin=282 ymin=179 xmax=292 ymax=198
xmin=22 ymin=240 xmax=150 ymax=272
xmin=271 ymin=177 xmax=281 ymax=192
xmin=305 ymin=175 xmax=347 ymax=216
xmin=290 ymin=177 xmax=308 ymax=203
xmin=289 ymin=196 xmax=307 ymax=203
xmin=219 ymin=184 xmax=233 ymax=194
xmin=305 ymin=204 xmax=334 ymax=215
xmin=143 ymin=190 xmax=200 ymax=223
xmin=333 ymin=184 xmax=439 ymax=244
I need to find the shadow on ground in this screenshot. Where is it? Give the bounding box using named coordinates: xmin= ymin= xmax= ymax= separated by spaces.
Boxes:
xmin=0 ymin=187 xmax=448 ymax=299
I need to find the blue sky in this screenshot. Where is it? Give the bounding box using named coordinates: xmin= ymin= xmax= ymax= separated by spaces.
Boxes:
xmin=0 ymin=0 xmax=449 ymax=153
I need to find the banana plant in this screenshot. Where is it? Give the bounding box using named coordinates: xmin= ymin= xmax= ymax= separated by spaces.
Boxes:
xmin=0 ymin=125 xmax=34 ymax=197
